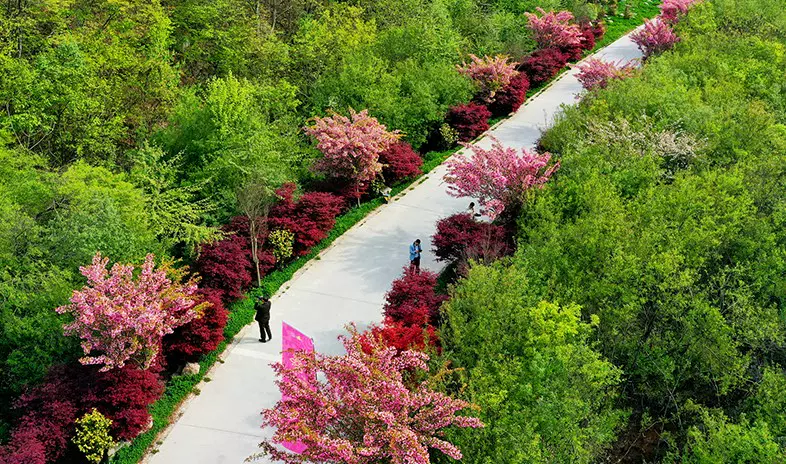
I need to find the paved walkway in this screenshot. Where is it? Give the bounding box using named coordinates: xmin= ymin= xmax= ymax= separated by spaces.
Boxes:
xmin=147 ymin=31 xmax=643 ymax=464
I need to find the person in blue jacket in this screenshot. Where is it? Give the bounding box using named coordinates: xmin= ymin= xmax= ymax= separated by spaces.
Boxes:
xmin=409 ymin=239 xmax=422 ymax=273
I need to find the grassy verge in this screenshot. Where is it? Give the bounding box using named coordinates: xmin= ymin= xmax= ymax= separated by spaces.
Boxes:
xmin=111 ymin=6 xmax=660 ymax=460
xmin=110 ymin=147 xmax=458 ymax=464
xmin=597 ymin=0 xmax=662 ymax=49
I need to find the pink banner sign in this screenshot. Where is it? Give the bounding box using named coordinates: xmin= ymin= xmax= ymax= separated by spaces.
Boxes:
xmin=281 ymin=322 xmax=315 ymax=454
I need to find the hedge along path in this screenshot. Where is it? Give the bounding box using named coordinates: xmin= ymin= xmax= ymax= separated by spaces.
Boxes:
xmin=134 ymin=31 xmax=645 ymax=464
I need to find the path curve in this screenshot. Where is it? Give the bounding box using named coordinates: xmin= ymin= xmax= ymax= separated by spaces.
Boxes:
xmin=147 ymin=30 xmax=644 ymax=464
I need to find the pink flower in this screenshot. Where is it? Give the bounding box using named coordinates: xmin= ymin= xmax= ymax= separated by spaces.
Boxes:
xmin=56 ymin=253 xmax=204 ymax=371
xmin=255 ymin=325 xmax=482 ymax=464
xmin=444 ymin=138 xmax=559 ymax=218
xmin=631 ymin=19 xmax=680 ymax=59
xmin=305 ymin=109 xmax=401 ymax=183
xmin=660 ymin=0 xmax=701 ymax=23
xmin=457 ymin=54 xmax=519 ymax=101
xmin=575 ymin=58 xmax=638 ymax=91
xmin=525 ymin=8 xmax=583 ymax=49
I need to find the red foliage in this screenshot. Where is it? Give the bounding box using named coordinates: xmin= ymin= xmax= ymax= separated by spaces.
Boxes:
xmin=196 ymin=216 xmax=278 ymax=303
xmin=0 ymin=373 xmax=78 ymax=464
xmin=488 ymin=72 xmax=529 ymax=117
xmin=196 ymin=233 xmax=252 ymax=302
xmin=432 ymin=213 xmax=510 ymax=262
xmin=163 ymin=287 xmax=228 ymax=365
xmin=445 ymin=103 xmax=491 ymax=142
xmin=580 ymin=23 xmax=597 ymax=50
xmin=559 ymin=43 xmax=584 ymax=62
xmin=269 ymin=183 xmax=344 ymax=256
xmin=592 ymin=22 xmax=606 ymax=40
xmin=0 ymin=428 xmax=48 ymax=464
xmin=518 ymin=47 xmax=568 ymax=86
xmin=87 ymin=366 xmax=164 ymax=440
xmin=370 ymin=307 xmax=439 ymax=352
xmin=378 ymin=141 xmax=423 ymax=183
xmin=383 ymin=267 xmax=447 ymax=324
xmin=0 ymin=363 xmax=164 ymax=463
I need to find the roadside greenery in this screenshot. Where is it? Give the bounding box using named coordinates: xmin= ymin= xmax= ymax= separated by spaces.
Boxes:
xmin=440 ymin=0 xmax=786 ymax=461
xmin=0 ymin=0 xmax=663 ymax=460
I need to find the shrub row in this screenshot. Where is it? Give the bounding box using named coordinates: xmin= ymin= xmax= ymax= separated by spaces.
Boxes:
xmin=444 ymin=19 xmax=604 ymax=145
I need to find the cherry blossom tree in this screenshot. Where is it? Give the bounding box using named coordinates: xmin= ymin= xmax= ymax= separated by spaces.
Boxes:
xmin=576 ymin=58 xmax=638 ymax=91
xmin=631 ymin=18 xmax=680 ymax=59
xmin=660 ymin=0 xmax=701 ymax=23
xmin=444 ymin=138 xmax=559 ymax=220
xmin=457 ymin=54 xmax=519 ymax=102
xmin=56 ymin=252 xmax=205 ymax=372
xmin=254 ymin=325 xmax=483 ymax=464
xmin=525 ymin=8 xmax=583 ymax=49
xmin=304 ymin=109 xmax=401 ymax=205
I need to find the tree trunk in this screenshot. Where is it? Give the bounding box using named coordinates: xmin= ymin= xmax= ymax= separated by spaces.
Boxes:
xmin=250 ymin=219 xmax=262 ymax=287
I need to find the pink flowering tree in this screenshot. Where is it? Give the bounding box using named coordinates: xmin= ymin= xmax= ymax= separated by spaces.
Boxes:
xmin=525 ymin=8 xmax=583 ymax=49
xmin=575 ymin=58 xmax=638 ymax=91
xmin=305 ymin=109 xmax=401 ymax=205
xmin=255 ymin=325 xmax=483 ymax=464
xmin=457 ymin=54 xmax=519 ymax=103
xmin=631 ymin=19 xmax=680 ymax=59
xmin=660 ymin=0 xmax=701 ymax=23
xmin=56 ymin=252 xmax=205 ymax=372
xmin=444 ymin=138 xmax=559 ymax=220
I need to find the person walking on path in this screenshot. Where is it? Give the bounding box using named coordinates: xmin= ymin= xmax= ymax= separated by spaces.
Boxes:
xmin=255 ymin=295 xmax=272 ymax=343
xmin=467 ymin=201 xmax=481 ymax=219
xmin=409 ymin=239 xmax=422 ymax=273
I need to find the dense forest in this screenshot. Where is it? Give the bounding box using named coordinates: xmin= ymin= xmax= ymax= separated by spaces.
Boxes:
xmin=440 ymin=0 xmax=786 ymax=461
xmin=0 ymin=0 xmax=654 ymax=450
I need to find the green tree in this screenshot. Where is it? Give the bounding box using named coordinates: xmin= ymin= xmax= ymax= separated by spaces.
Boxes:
xmin=442 ymin=263 xmax=627 ymax=463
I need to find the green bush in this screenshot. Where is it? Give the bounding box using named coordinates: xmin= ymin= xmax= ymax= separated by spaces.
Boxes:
xmin=441 ymin=263 xmax=626 ymax=463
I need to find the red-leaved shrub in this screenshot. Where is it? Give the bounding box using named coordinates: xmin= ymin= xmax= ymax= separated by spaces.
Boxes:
xmin=432 ymin=213 xmax=510 ymax=262
xmin=0 ymin=427 xmax=49 ymax=464
xmin=378 ymin=141 xmax=423 ymax=183
xmin=518 ymin=47 xmax=568 ymax=86
xmin=269 ymin=183 xmax=343 ymax=256
xmin=488 ymin=73 xmax=530 ymax=116
xmin=196 ymin=216 xmax=278 ymax=303
xmin=196 ymin=234 xmax=253 ymax=302
xmin=163 ymin=287 xmax=228 ymax=365
xmin=580 ymin=23 xmax=597 ymax=50
xmin=370 ymin=308 xmax=439 ymax=352
xmin=383 ymin=268 xmax=447 ymax=324
xmin=87 ymin=366 xmax=164 ymax=440
xmin=0 ymin=363 xmax=164 ymax=463
xmin=593 ymin=21 xmax=606 ymax=40
xmin=0 ymin=372 xmax=79 ymax=464
xmin=559 ymin=42 xmax=585 ymax=62
xmin=445 ymin=103 xmax=491 ymax=142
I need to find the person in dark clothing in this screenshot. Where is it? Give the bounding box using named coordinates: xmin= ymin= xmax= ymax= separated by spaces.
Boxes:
xmin=255 ymin=295 xmax=272 ymax=343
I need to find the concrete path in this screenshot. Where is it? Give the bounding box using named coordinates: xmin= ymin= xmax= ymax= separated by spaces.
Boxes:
xmin=147 ymin=30 xmax=643 ymax=464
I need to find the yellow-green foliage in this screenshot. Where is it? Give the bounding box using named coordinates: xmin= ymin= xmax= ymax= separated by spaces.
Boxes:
xmin=269 ymin=229 xmax=295 ymax=263
xmin=73 ymin=409 xmax=116 ymax=464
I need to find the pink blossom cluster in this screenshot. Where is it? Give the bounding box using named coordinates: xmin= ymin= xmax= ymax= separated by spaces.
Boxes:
xmin=56 ymin=252 xmax=203 ymax=372
xmin=304 ymin=109 xmax=401 ymax=183
xmin=444 ymin=138 xmax=559 ymax=220
xmin=457 ymin=54 xmax=519 ymax=98
xmin=660 ymin=0 xmax=702 ymax=23
xmin=256 ymin=325 xmax=482 ymax=464
xmin=631 ymin=18 xmax=680 ymax=59
xmin=525 ymin=8 xmax=583 ymax=49
xmin=576 ymin=58 xmax=638 ymax=91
